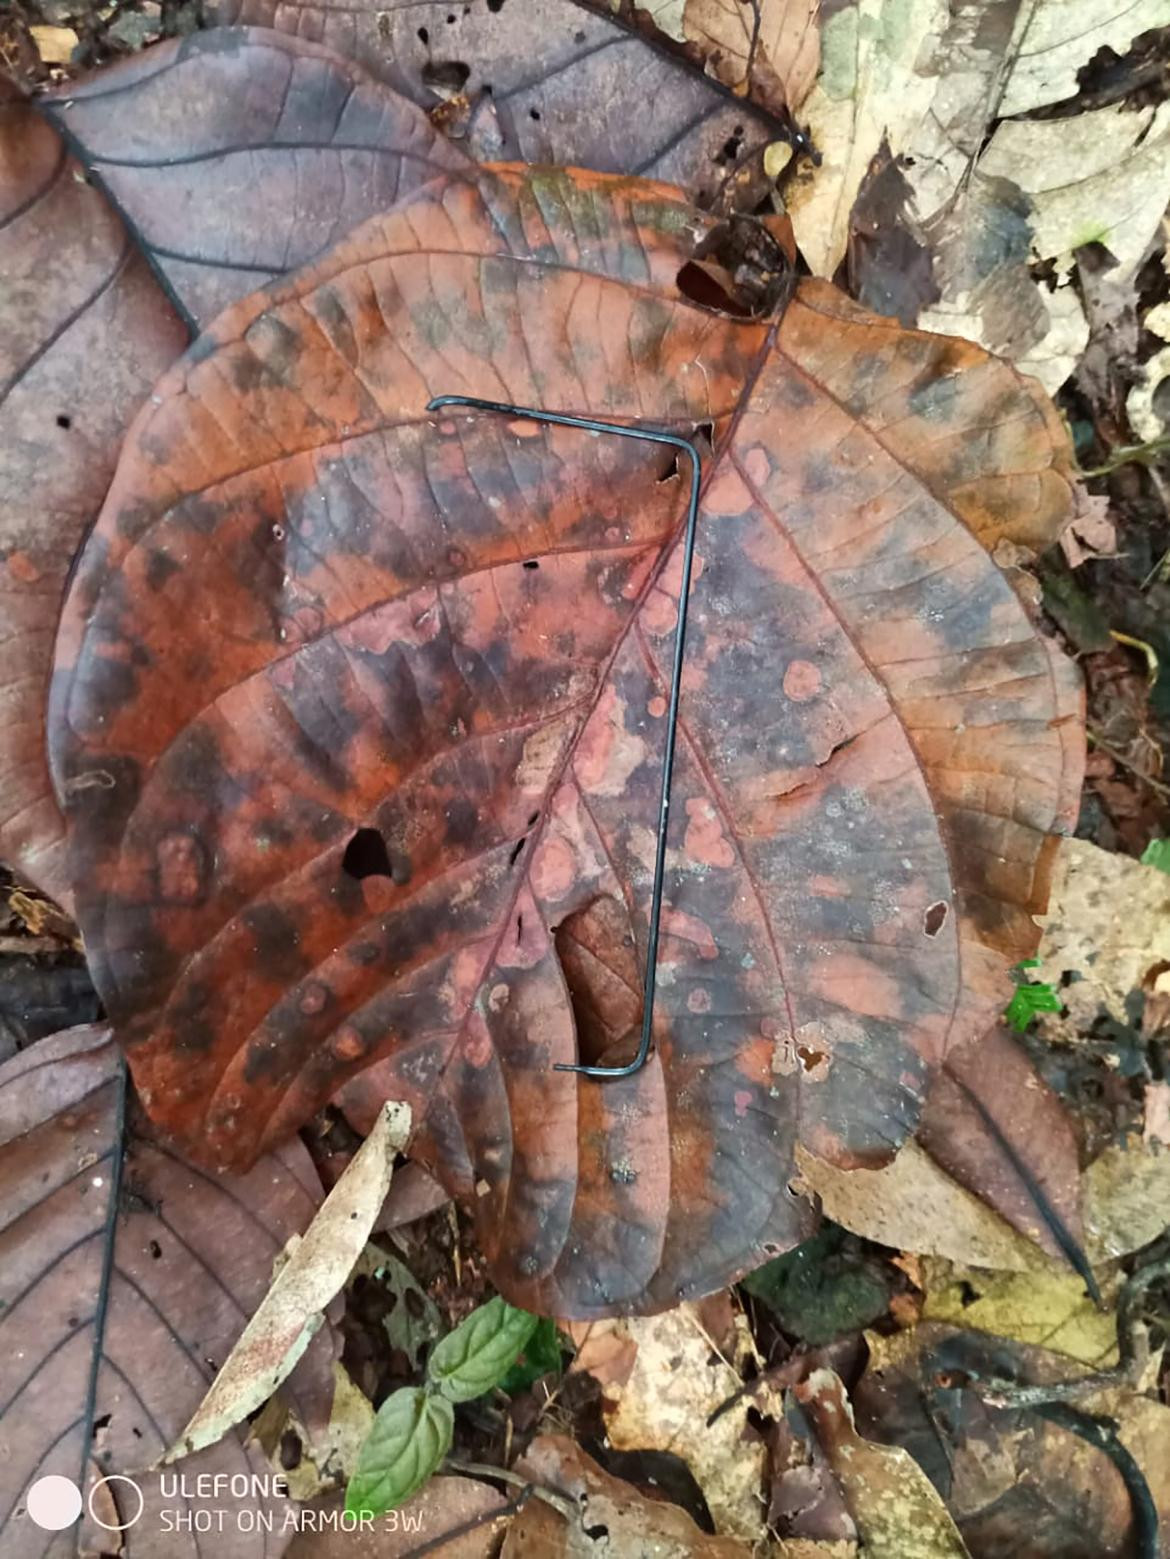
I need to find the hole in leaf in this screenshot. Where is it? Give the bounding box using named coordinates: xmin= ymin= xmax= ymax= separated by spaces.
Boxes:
xmin=555 ymin=895 xmax=643 ymax=1067
xmin=584 ymin=1526 xmax=609 ymax=1540
xmin=508 ymin=836 xmax=527 ymax=867
xmin=280 ymin=1430 xmax=303 ymax=1470
xmin=56 ymin=413 xmax=72 ymax=429
xmin=487 ymin=0 xmax=505 ymax=9
xmin=657 ymin=450 xmax=680 ymax=482
xmin=797 ymin=1045 xmax=825 ymax=1072
xmin=92 ymin=1414 xmax=112 ymax=1435
xmin=529 ymin=107 xmax=541 ymax=121
xmin=522 ymin=558 xmax=539 ymax=569
xmin=422 ymin=58 xmax=470 ymax=91
xmin=924 ymin=901 xmax=948 ymax=937
xmin=417 ymin=24 xmax=429 ymax=43
xmin=677 ymin=214 xmax=794 ymax=319
xmin=343 ymin=827 xmax=394 ymax=881
xmin=958 ymin=1280 xmax=979 ymax=1307
xmin=148 ymin=1239 xmax=162 ymax=1259
xmin=527 ymin=811 xmax=540 ymax=827
xmin=573 ymin=28 xmax=586 ymax=42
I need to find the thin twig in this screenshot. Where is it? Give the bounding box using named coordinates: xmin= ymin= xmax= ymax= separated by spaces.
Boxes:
xmin=972 ymin=1253 xmax=1170 ymax=1409
xmin=400 ymin=1485 xmax=533 ymax=1558
xmin=1086 ymin=730 xmax=1170 ymax=799
xmin=443 ymin=1457 xmax=577 ymax=1521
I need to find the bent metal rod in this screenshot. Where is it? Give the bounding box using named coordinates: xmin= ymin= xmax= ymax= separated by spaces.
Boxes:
xmin=427 ymin=394 xmax=703 ymax=1080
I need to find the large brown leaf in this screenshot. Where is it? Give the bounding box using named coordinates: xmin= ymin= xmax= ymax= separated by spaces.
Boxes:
xmin=49 ymin=165 xmax=1084 ymax=1317
xmin=0 ymin=1025 xmax=329 ymax=1554
xmin=0 ymin=81 xmax=185 ymax=908
xmin=211 ymin=0 xmax=783 ymax=205
xmin=0 ymin=28 xmax=469 ymax=908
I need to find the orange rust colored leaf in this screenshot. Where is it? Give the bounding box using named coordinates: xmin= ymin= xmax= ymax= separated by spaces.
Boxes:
xmin=50 ymin=165 xmax=1084 ymax=1316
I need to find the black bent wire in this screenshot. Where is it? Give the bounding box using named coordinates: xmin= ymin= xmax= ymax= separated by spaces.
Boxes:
xmin=427 ymin=394 xmax=702 ymax=1079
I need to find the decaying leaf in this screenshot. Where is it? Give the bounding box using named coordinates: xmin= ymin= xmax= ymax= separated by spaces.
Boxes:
xmin=504 ymin=1433 xmax=752 ymax=1557
xmin=211 ymin=0 xmax=783 ymax=204
xmin=1 ymin=28 xmax=472 ymax=912
xmin=39 ymin=27 xmax=471 ymax=331
xmin=856 ymin=1322 xmax=1170 ymax=1559
xmin=979 ymin=100 xmax=1170 ymax=289
xmin=795 ymin=1138 xmax=1055 ymax=1272
xmin=1034 ymin=835 xmax=1170 ymax=1039
xmin=787 ymin=0 xmax=1170 ymax=394
xmin=997 ymin=0 xmax=1170 ymax=117
xmin=165 ymin=1100 xmax=410 ymax=1461
xmin=1084 ymin=1136 xmax=1170 ymax=1262
xmin=603 ymin=0 xmax=821 ymax=117
xmin=919 ymin=1258 xmax=1119 ymax=1366
xmin=598 ymin=1299 xmax=774 ymax=1541
xmin=794 ymin=1368 xmax=970 ymax=1557
xmin=918 ymin=1024 xmax=1086 ymax=1267
xmin=0 ymin=80 xmax=185 ymax=909
xmin=51 ymin=163 xmax=1083 ymax=1317
xmin=253 ymin=1358 xmax=375 ymax=1500
xmin=0 ymin=1024 xmax=329 ymax=1556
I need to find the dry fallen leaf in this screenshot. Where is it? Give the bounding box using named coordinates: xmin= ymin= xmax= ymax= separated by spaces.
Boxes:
xmin=788 ymin=0 xmax=1170 ymax=394
xmin=0 ymin=1024 xmax=330 ymax=1556
xmin=598 ymin=1300 xmax=773 ymax=1541
xmin=288 ymin=1475 xmax=509 ymax=1557
xmin=164 ymin=1100 xmax=411 ymax=1462
xmin=1034 ymin=835 xmax=1170 ymax=1039
xmin=857 ymin=1323 xmax=1170 ymax=1559
xmin=919 ymin=1259 xmax=1120 ymax=1366
xmin=504 ymin=1433 xmax=752 ymax=1557
xmin=50 ymin=160 xmax=1082 ymax=1316
xmin=795 ymin=1138 xmax=1055 ymax=1272
xmin=794 ymin=1368 xmax=970 ymax=1558
xmin=614 ymin=0 xmax=821 ymax=116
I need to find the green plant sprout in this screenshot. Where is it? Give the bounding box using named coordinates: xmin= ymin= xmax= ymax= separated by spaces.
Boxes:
xmin=1004 ymin=958 xmax=1062 ymax=1032
xmin=345 ymin=1296 xmax=542 ymax=1520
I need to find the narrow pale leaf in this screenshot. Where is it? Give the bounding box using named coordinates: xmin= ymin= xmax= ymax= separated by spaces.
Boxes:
xmin=164 ymin=1100 xmax=410 ymax=1461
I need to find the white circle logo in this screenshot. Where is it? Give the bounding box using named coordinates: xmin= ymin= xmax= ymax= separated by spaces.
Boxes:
xmin=26 ymin=1475 xmax=83 ymax=1531
xmin=88 ymin=1474 xmax=145 ymax=1531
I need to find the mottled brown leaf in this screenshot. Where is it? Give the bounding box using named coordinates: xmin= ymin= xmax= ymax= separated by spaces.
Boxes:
xmin=504 ymin=1434 xmax=751 ymax=1556
xmin=39 ymin=27 xmax=471 ymax=331
xmin=0 ymin=29 xmax=470 ymax=910
xmin=210 ymin=0 xmax=783 ymax=205
xmin=0 ymin=81 xmax=185 ymax=908
xmin=919 ymin=1024 xmax=1086 ymax=1270
xmin=0 ymin=1024 xmax=328 ymax=1555
xmin=50 ymin=166 xmax=1083 ymax=1317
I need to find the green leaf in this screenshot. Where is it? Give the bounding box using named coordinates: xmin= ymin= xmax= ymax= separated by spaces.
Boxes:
xmin=1004 ymin=968 xmax=1062 ymax=1033
xmin=499 ymin=1316 xmax=564 ymax=1395
xmin=427 ymin=1295 xmax=539 ymax=1403
xmin=345 ymin=1387 xmax=452 ymax=1520
xmin=1141 ymin=837 xmax=1170 ymax=874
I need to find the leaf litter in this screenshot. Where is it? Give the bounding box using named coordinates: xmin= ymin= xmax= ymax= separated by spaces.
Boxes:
xmin=0 ymin=0 xmax=1168 ymax=1551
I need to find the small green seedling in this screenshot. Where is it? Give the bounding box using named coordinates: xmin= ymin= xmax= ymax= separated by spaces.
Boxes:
xmin=1140 ymin=837 xmax=1170 ymax=874
xmin=1003 ymin=958 xmax=1061 ymax=1033
xmin=345 ymin=1296 xmax=538 ymax=1520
